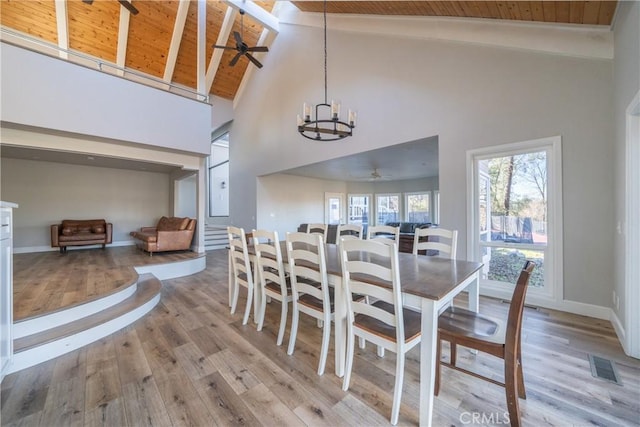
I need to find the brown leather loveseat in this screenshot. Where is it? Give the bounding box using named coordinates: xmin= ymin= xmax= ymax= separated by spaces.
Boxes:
xmin=51 ymin=219 xmax=113 ymax=253
xmin=130 ymin=216 xmax=196 ymax=256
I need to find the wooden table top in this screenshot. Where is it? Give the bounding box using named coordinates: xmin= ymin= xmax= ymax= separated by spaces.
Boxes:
xmin=249 ymin=241 xmax=483 ymax=302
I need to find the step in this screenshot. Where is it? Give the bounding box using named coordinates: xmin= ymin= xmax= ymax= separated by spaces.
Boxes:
xmin=9 ymin=274 xmax=161 ymax=373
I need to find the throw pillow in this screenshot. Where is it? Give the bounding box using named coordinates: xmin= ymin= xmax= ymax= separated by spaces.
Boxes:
xmin=92 ymin=225 xmax=105 ymax=234
xmin=62 ymin=227 xmax=73 ymax=236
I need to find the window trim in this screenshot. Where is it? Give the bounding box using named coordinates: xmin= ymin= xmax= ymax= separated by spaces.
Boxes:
xmin=375 ymin=193 xmax=401 ymax=226
xmin=347 ymin=193 xmax=372 ymax=225
xmin=404 ymin=191 xmax=432 ymax=223
xmin=466 ymin=135 xmax=563 ymax=303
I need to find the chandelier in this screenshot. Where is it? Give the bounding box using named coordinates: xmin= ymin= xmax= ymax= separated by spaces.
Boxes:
xmin=297 ymin=0 xmax=356 ymax=141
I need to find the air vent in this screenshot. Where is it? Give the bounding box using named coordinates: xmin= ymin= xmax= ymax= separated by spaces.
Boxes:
xmin=588 ymin=354 xmax=622 ymax=385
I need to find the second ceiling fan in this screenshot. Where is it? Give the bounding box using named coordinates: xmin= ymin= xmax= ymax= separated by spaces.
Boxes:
xmin=213 ymin=9 xmax=268 ymax=69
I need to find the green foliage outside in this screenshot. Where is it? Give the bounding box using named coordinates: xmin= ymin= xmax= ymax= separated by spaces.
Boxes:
xmin=488 ymin=248 xmax=544 ymax=288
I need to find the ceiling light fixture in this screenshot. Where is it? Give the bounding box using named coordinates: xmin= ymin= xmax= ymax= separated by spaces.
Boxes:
xmin=297 ymin=0 xmax=356 ymax=141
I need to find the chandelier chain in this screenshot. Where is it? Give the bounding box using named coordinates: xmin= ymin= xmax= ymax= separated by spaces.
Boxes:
xmin=323 ymin=0 xmax=328 ymax=104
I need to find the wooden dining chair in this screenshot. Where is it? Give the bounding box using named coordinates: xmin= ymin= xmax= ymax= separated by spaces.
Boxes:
xmin=305 ymin=223 xmax=328 ymax=243
xmin=366 ymin=224 xmax=400 ymax=246
xmin=227 ymin=226 xmax=254 ymax=325
xmin=337 ymin=223 xmax=363 ymax=240
xmin=285 ymin=231 xmax=334 ymax=375
xmin=413 ymin=227 xmax=458 ymax=259
xmin=435 ymin=261 xmax=535 ymax=427
xmin=339 ymin=238 xmax=422 ymax=425
xmin=252 ymin=229 xmax=291 ymax=346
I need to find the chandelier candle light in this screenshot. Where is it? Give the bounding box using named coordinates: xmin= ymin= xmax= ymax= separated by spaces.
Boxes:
xmin=297 ymin=0 xmax=356 ymax=141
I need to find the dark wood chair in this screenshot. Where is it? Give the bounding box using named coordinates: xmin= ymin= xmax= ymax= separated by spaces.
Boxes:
xmin=435 ymin=261 xmax=535 ymax=427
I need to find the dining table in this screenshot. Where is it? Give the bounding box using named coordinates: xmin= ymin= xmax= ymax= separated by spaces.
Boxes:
xmin=232 ymin=240 xmax=483 ymax=427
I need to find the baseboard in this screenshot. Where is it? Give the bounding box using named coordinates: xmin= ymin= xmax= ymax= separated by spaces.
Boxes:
xmin=14 ymin=240 xmax=136 ymax=254
xmin=479 ymin=287 xmax=612 ymax=320
xmin=610 ymin=310 xmax=628 ymax=354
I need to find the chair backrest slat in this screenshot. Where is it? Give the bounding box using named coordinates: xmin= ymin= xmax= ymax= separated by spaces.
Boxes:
xmin=505 ymin=260 xmax=535 ymax=354
xmin=337 ymin=224 xmax=363 ymax=240
xmin=413 ymin=227 xmax=458 ymax=259
xmin=286 ymin=232 xmax=330 ymax=306
xmin=366 ymin=225 xmax=400 ymax=246
xmin=340 ymin=239 xmax=404 ymax=338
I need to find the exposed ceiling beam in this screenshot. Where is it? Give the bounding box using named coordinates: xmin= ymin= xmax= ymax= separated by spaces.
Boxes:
xmin=163 ymin=0 xmax=190 ymax=83
xmin=116 ymin=3 xmax=131 ymax=76
xmin=196 ymin=0 xmax=206 ymax=100
xmin=223 ymin=0 xmax=280 ymax=34
xmin=206 ymin=6 xmax=237 ymax=92
xmin=54 ymin=0 xmax=68 ymax=59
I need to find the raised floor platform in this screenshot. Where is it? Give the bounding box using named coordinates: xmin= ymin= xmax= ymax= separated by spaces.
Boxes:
xmin=9 ymin=246 xmax=206 ymax=374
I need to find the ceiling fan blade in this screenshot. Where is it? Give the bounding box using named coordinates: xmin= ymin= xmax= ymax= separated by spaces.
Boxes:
xmin=118 ymin=0 xmax=139 ymax=15
xmin=229 ymin=52 xmax=243 ymax=67
xmin=246 ymin=46 xmax=268 ymax=53
xmin=245 ymin=53 xmax=263 ymax=69
xmin=213 ymin=44 xmax=236 ymax=50
xmin=233 ymin=31 xmax=243 ymax=45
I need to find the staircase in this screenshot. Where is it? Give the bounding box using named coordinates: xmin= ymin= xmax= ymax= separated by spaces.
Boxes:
xmin=205 ymin=225 xmax=228 ymax=250
xmin=8 ymin=250 xmax=206 ymax=375
xmin=10 ymin=274 xmax=161 ymax=374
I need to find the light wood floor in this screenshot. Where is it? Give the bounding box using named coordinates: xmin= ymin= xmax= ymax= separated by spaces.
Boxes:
xmin=2 ymin=249 xmax=639 ymax=426
xmin=13 ymin=247 xmax=201 ymax=321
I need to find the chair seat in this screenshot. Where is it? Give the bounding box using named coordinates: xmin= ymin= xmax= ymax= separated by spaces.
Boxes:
xmin=438 ymin=306 xmax=506 ymax=346
xmin=299 ymin=286 xmax=336 ymax=311
xmin=264 ymin=278 xmax=292 ymax=294
xmin=355 ymin=301 xmax=421 ymax=343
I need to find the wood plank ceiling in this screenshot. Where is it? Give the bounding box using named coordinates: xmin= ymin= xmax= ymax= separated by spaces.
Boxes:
xmin=1 ymin=1 xmax=618 ymax=102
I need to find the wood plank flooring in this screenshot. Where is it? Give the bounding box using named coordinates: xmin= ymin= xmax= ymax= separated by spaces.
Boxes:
xmin=13 ymin=247 xmax=200 ymax=321
xmin=2 ymin=249 xmax=639 ymax=426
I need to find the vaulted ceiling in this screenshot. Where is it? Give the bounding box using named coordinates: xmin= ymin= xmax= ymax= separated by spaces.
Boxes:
xmin=1 ymin=1 xmax=619 ymax=103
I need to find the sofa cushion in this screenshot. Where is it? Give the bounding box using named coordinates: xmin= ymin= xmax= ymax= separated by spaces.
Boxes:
xmin=157 ymin=216 xmax=189 ymax=231
xmin=62 ymin=227 xmax=74 ymax=236
xmin=92 ymin=225 xmax=105 ymax=234
xmin=59 ymin=233 xmax=106 ymax=242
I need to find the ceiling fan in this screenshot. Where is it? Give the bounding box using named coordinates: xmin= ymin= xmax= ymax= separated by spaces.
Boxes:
xmin=83 ymin=0 xmax=139 ymax=15
xmin=213 ymin=9 xmax=268 ymax=69
xmin=351 ymin=168 xmax=393 ymax=181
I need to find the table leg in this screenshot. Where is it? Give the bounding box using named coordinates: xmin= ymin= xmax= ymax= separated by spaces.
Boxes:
xmin=467 ymin=272 xmax=480 ymax=313
xmin=419 ymin=298 xmax=438 ymax=427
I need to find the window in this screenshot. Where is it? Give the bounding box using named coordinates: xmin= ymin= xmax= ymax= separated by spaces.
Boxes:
xmin=405 ymin=192 xmax=431 ymax=223
xmin=376 ymin=194 xmax=400 ymax=225
xmin=347 ymin=194 xmax=371 ymax=226
xmin=208 ymin=133 xmax=229 ymax=217
xmin=468 ymin=136 xmax=562 ymax=300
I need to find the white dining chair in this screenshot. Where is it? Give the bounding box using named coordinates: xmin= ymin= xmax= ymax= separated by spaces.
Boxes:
xmin=339 ymin=238 xmax=421 ymax=425
xmin=227 ymin=226 xmax=254 ymax=325
xmin=305 ymin=223 xmax=328 ymax=243
xmin=366 ymin=224 xmax=400 ymax=246
xmin=252 ymin=229 xmax=291 ymax=346
xmin=286 ymin=231 xmax=333 ymax=375
xmin=337 ymin=224 xmax=363 ymax=240
xmin=413 ymin=227 xmax=458 ymax=259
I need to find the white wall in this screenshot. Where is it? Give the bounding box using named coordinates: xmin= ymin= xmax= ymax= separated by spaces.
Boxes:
xmin=256 ymin=174 xmax=347 ymax=235
xmin=613 ymin=1 xmax=640 ymax=348
xmin=175 ymin=175 xmax=197 ymax=219
xmin=232 ymin=21 xmax=614 ymax=308
xmin=0 ymin=42 xmax=211 ymax=155
xmin=1 ymin=158 xmax=171 ymax=251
